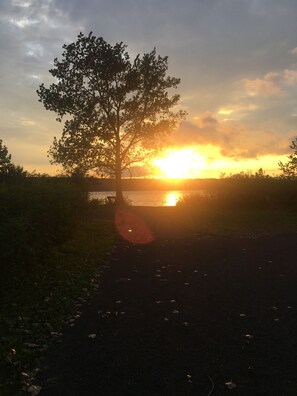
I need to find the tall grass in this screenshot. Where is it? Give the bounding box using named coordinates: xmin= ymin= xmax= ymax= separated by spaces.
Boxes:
xmin=177 ymin=179 xmax=297 ymax=235
xmin=177 ymin=179 xmax=297 ymax=211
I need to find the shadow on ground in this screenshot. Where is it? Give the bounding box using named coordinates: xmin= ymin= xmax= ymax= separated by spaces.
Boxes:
xmin=38 ymin=208 xmax=297 ymax=395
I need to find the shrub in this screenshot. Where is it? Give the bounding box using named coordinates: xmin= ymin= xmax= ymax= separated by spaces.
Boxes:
xmin=177 ymin=179 xmax=297 ymax=211
xmin=0 ymin=177 xmax=88 ymax=271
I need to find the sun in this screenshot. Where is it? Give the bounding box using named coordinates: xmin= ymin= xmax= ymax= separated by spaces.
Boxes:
xmin=152 ymin=148 xmax=206 ymax=179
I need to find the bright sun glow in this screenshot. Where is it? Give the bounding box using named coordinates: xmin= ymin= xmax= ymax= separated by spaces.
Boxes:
xmin=152 ymin=148 xmax=206 ymax=179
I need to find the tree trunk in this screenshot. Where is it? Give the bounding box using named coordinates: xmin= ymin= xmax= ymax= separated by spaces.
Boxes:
xmin=115 ymin=168 xmax=124 ymax=205
xmin=115 ymin=142 xmax=124 ymax=206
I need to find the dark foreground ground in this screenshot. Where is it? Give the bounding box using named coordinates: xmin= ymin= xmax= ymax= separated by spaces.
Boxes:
xmin=37 ymin=208 xmax=297 ymax=395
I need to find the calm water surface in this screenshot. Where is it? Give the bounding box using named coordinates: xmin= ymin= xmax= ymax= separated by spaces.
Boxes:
xmin=89 ymin=190 xmax=202 ymax=206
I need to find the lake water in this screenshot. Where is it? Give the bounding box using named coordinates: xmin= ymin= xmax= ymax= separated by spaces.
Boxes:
xmin=89 ymin=190 xmax=202 ymax=206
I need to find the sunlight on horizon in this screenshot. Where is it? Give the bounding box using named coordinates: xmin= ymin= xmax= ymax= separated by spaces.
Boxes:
xmin=150 ymin=145 xmax=286 ymax=179
xmin=41 ymin=145 xmax=287 ymax=178
xmin=152 ymin=148 xmax=206 ymax=179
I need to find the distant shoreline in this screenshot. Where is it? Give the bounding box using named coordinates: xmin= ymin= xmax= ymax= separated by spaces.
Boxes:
xmin=86 ymin=178 xmax=218 ymax=191
xmin=15 ymin=175 xmax=297 ymax=193
xmin=86 ymin=177 xmax=297 ymax=192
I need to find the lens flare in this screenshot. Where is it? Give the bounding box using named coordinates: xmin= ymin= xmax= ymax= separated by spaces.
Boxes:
xmin=115 ymin=208 xmax=154 ymax=244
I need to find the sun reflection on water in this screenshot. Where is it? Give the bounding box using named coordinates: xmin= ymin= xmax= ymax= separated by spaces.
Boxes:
xmin=164 ymin=191 xmax=183 ymax=206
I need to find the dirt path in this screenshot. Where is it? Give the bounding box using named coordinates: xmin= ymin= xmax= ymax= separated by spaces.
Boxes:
xmin=38 ymin=209 xmax=297 ymax=395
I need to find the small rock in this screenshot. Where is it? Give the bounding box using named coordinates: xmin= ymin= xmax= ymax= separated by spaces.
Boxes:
xmin=225 ymin=381 xmax=236 ymax=389
xmin=27 ymin=385 xmax=42 ymax=395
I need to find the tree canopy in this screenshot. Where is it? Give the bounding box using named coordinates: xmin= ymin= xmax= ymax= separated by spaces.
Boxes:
xmin=0 ymin=139 xmax=25 ymax=178
xmin=279 ymin=137 xmax=297 ymax=178
xmin=37 ymin=32 xmax=185 ymax=203
xmin=0 ymin=139 xmax=12 ymax=174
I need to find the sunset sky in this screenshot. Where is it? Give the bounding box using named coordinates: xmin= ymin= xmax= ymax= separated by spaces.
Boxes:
xmin=1 ymin=0 xmax=297 ymax=177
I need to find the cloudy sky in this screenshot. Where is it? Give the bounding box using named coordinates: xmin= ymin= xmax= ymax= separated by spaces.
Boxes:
xmin=1 ymin=0 xmax=297 ymax=176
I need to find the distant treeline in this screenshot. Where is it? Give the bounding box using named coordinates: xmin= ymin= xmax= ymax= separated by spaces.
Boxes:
xmin=86 ymin=177 xmax=297 ymax=195
xmin=87 ymin=177 xmax=219 ymax=191
xmin=1 ymin=176 xmax=251 ymax=192
xmin=3 ymin=176 xmax=296 ymax=197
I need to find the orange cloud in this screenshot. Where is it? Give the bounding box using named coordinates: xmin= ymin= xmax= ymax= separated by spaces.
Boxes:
xmin=217 ymin=103 xmax=258 ymax=119
xmin=171 ymin=114 xmax=294 ymax=160
xmin=243 ymin=69 xmax=297 ymax=97
xmin=194 ymin=112 xmax=218 ymax=128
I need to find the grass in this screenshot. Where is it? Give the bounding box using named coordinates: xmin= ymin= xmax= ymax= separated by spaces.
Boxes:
xmin=0 ymin=216 xmax=115 ymax=396
xmin=177 ymin=205 xmax=297 ymax=236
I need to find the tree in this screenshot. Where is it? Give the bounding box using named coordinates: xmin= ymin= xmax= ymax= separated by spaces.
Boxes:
xmin=0 ymin=140 xmax=27 ymax=179
xmin=279 ymin=137 xmax=297 ymax=178
xmin=0 ymin=139 xmax=12 ymax=174
xmin=37 ymin=32 xmax=185 ymax=204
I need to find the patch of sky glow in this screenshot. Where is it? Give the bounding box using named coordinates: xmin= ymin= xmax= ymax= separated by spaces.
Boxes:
xmin=20 ymin=117 xmax=36 ymax=126
xmin=218 ymin=108 xmax=233 ymax=115
xmin=217 ymin=103 xmax=258 ymax=121
xmin=10 ymin=18 xmax=38 ymax=28
xmin=10 ymin=0 xmax=60 ymax=29
xmin=25 ymin=43 xmax=44 ymax=58
xmin=30 ymin=74 xmax=41 ymax=80
xmin=12 ymin=0 xmax=32 ymax=7
xmin=200 ymin=154 xmax=288 ymax=178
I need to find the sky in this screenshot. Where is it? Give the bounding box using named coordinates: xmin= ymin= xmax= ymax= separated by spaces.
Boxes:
xmin=1 ymin=0 xmax=297 ymax=177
